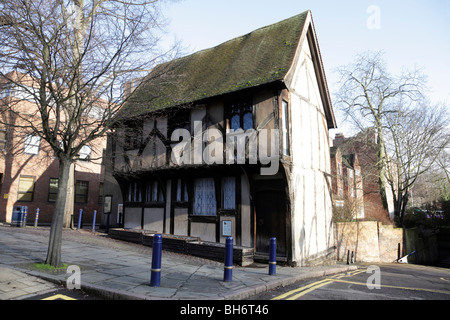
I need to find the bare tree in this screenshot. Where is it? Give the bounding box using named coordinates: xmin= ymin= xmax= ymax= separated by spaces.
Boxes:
xmin=411 ymin=164 xmax=450 ymax=208
xmin=335 ymin=51 xmax=449 ymax=226
xmin=335 ymin=51 xmax=427 ymax=217
xmin=436 ymin=148 xmax=450 ymax=189
xmin=383 ymin=101 xmax=449 ymax=225
xmin=0 ymin=0 xmax=178 ymax=267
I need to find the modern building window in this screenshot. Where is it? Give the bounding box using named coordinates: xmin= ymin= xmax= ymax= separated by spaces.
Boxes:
xmin=335 ymin=200 xmax=344 ymax=208
xmin=48 ymin=178 xmax=59 ymax=202
xmin=221 ymin=177 xmax=236 ymax=210
xmin=229 ymin=101 xmax=253 ymax=131
xmin=18 ymin=176 xmax=35 ymax=202
xmin=281 ymin=100 xmax=290 ymax=156
xmin=75 ymin=180 xmax=89 ymax=204
xmin=24 ymin=135 xmax=41 ymax=155
xmin=193 ymin=178 xmax=216 ymax=216
xmin=0 ymin=125 xmax=7 ymax=150
xmin=79 ymin=145 xmax=92 ymax=160
xmin=98 ymin=182 xmax=104 ymax=205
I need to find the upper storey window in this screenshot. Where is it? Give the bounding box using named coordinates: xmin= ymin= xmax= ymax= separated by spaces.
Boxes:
xmin=281 ymin=100 xmax=290 ymax=156
xmin=229 ymin=101 xmax=253 ymax=131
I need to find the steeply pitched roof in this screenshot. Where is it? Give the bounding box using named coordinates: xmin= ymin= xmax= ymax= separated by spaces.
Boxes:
xmin=330 ymin=146 xmax=339 ymax=157
xmin=342 ymin=154 xmax=355 ymax=169
xmin=121 ymin=11 xmax=309 ymax=117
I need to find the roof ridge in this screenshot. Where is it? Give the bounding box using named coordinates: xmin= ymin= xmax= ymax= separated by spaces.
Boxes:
xmin=121 ymin=11 xmax=310 ymax=118
xmin=163 ymin=11 xmax=310 ymax=71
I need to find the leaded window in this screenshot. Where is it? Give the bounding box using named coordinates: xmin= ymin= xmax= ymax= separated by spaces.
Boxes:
xmin=222 ymin=177 xmax=236 ymax=210
xmin=229 ymin=101 xmax=253 ymax=131
xmin=193 ymin=178 xmax=216 ymax=216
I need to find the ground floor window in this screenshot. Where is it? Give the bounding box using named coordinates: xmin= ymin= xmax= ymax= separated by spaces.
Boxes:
xmin=222 ymin=177 xmax=236 ymax=210
xmin=98 ymin=182 xmax=104 ymax=205
xmin=75 ymin=180 xmax=89 ymax=204
xmin=176 ymin=179 xmax=189 ymax=203
xmin=48 ymin=178 xmax=58 ymax=202
xmin=146 ymin=180 xmax=164 ymax=203
xmin=127 ymin=181 xmax=141 ymax=203
xmin=193 ymin=178 xmax=216 ymax=216
xmin=17 ymin=176 xmax=35 ymax=202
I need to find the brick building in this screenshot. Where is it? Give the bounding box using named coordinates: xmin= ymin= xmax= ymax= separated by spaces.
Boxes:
xmin=330 ymin=146 xmax=364 ymax=220
xmin=0 ymin=72 xmax=106 ymax=225
xmin=333 ymin=131 xmax=394 ymax=222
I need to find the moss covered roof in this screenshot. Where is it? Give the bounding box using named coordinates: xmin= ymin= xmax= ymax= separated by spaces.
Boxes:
xmin=121 ymin=11 xmax=309 ymax=118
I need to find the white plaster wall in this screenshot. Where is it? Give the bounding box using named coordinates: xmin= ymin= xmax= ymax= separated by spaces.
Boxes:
xmin=140 ymin=117 xmax=168 ymax=169
xmin=124 ymin=207 xmax=141 ymax=230
xmin=143 ymin=208 xmax=164 ymax=232
xmin=174 ymin=208 xmax=189 ymax=236
xmin=141 ymin=137 xmax=166 ymax=168
xmin=288 ymin=36 xmax=334 ymax=265
xmin=241 ymin=174 xmax=252 ymax=247
xmin=191 ymin=106 xmax=206 ymax=165
xmin=164 ymin=180 xmax=171 ymax=234
xmin=191 ymin=222 xmax=216 ymax=242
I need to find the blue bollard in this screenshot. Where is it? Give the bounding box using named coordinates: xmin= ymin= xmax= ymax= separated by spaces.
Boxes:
xmin=92 ymin=210 xmax=97 ymax=232
xmin=150 ymin=234 xmax=163 ymax=287
xmin=22 ymin=206 xmax=28 ymax=227
xmin=34 ymin=208 xmax=39 ymax=228
xmin=269 ymin=237 xmax=277 ymax=275
xmin=105 ymin=213 xmax=110 ymax=233
xmin=224 ymin=237 xmax=233 ymax=282
xmin=77 ymin=209 xmax=83 ymax=229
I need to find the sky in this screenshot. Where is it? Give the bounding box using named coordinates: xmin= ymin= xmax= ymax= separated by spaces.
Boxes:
xmin=160 ymin=0 xmax=450 ymax=135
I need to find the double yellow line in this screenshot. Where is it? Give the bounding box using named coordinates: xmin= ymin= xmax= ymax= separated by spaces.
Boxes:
xmin=272 ymin=268 xmax=450 ymax=300
xmin=42 ymin=294 xmax=77 ymax=300
xmin=272 ymin=269 xmax=367 ymax=300
xmin=272 ymin=278 xmax=335 ymax=300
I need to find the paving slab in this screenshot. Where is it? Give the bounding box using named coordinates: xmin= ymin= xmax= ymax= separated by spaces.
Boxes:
xmin=0 ymin=225 xmax=359 ymax=300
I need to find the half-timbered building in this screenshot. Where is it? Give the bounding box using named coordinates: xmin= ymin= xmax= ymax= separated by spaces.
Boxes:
xmin=107 ymin=11 xmax=337 ymax=266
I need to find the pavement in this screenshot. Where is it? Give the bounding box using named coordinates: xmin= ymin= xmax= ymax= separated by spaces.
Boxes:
xmin=0 ymin=224 xmax=359 ymax=300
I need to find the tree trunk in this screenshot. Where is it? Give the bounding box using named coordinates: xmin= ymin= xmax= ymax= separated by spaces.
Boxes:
xmin=45 ymin=158 xmax=73 ymax=267
xmin=376 ymin=126 xmax=389 ymax=211
xmin=399 ymin=192 xmax=409 ymax=227
xmin=394 ymin=190 xmax=409 ymax=227
xmin=63 ymin=162 xmax=75 ymax=229
xmin=394 ymin=191 xmax=402 ymax=226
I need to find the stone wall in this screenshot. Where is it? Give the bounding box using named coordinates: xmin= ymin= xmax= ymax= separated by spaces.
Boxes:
xmin=335 ymin=221 xmax=402 ymax=263
xmin=404 ymin=228 xmax=439 ymax=265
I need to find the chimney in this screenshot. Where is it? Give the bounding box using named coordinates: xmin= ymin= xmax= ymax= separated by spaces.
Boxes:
xmin=333 ymin=133 xmax=345 ymax=147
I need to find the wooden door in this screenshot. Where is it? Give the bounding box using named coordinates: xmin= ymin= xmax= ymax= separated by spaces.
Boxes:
xmin=254 ymin=180 xmax=287 ymax=256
